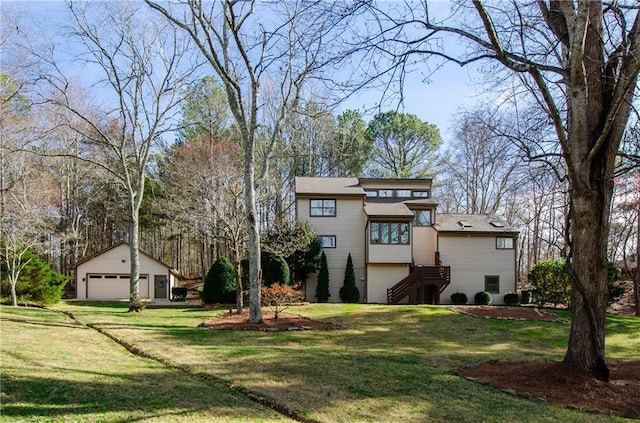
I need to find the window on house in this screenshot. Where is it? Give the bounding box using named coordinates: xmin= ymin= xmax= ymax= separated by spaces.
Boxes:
xmin=485 ymin=275 xmax=500 ymax=293
xmin=413 ymin=210 xmax=432 ymax=226
xmin=365 ymin=190 xmax=378 ymax=198
xmin=496 ymin=237 xmax=514 ymax=249
xmin=310 ymin=199 xmax=336 ymax=216
xmin=370 ymin=223 xmax=380 ymax=244
xmin=370 ymin=222 xmax=410 ymax=245
xmin=396 ymin=189 xmax=411 ymax=198
xmin=318 ymin=236 xmax=336 ymax=248
xmin=413 ymin=190 xmax=430 ymax=198
xmin=378 ymin=189 xmax=394 ymax=197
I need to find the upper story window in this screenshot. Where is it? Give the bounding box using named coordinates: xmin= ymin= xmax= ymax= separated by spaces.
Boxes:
xmin=412 ymin=190 xmax=430 ymax=198
xmin=413 ymin=210 xmax=432 ymax=226
xmin=370 ymin=222 xmax=410 ymax=245
xmin=496 ymin=237 xmax=514 ymax=249
xmin=378 ymin=189 xmax=394 ymax=198
xmin=365 ymin=190 xmax=378 ymax=198
xmin=310 ymin=199 xmax=336 ymax=217
xmin=396 ymin=189 xmax=411 ymax=198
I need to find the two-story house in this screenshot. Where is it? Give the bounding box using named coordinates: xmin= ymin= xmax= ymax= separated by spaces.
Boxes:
xmin=295 ymin=177 xmax=518 ymax=305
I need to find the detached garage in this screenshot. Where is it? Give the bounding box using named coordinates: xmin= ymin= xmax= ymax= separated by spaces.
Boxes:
xmin=75 ymin=242 xmax=180 ymax=301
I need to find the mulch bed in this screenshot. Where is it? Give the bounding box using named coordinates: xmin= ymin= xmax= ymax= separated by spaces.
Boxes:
xmin=200 ymin=309 xmax=340 ymax=331
xmin=452 ymin=305 xmax=567 ymax=322
xmin=458 ymin=360 xmax=640 ymax=418
xmin=452 ymin=305 xmax=639 ymax=418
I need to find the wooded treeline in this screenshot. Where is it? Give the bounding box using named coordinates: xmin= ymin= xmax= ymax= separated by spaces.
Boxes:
xmin=1 ymin=2 xmax=638 ymax=290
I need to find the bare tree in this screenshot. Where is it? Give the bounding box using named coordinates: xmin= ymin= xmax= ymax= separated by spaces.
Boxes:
xmin=162 ymin=135 xmax=246 ymax=312
xmin=146 ymin=0 xmax=346 ymax=323
xmin=32 ymin=2 xmax=198 ymax=311
xmin=0 ymin=73 xmax=51 ymax=306
xmin=441 ymin=108 xmax=525 ymax=214
xmin=354 ymin=1 xmax=640 ymax=380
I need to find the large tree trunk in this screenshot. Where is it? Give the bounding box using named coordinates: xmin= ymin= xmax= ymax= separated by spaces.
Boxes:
xmin=564 ymin=189 xmax=611 ymax=381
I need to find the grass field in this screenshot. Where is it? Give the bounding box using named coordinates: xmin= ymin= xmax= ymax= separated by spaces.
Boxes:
xmin=1 ymin=302 xmax=638 ymax=422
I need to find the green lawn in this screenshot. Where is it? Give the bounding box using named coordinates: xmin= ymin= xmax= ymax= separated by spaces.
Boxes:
xmin=2 ymin=303 xmax=639 ymax=422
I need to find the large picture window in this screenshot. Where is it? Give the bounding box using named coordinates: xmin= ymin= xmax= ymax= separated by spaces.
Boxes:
xmin=370 ymin=222 xmax=410 ymax=245
xmin=310 ymin=199 xmax=336 ymax=216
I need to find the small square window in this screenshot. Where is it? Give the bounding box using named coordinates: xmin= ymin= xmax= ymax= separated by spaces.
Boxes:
xmin=318 ymin=236 xmax=336 ymax=248
xmin=485 ymin=276 xmax=499 ymax=293
xmin=496 ymin=237 xmax=514 ymax=249
xmin=413 ymin=210 xmax=431 ymax=226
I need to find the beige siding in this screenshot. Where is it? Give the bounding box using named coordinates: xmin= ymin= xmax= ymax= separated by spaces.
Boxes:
xmin=412 ymin=226 xmax=437 ymax=265
xmin=438 ymin=234 xmax=516 ymax=305
xmin=366 ymin=263 xmax=410 ymax=303
xmin=299 ymin=196 xmax=366 ymax=303
xmin=368 ymin=243 xmax=412 ymax=263
xmin=77 ymin=244 xmax=176 ymax=300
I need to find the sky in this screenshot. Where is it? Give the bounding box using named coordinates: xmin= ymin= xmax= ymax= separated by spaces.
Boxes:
xmin=4 ymin=0 xmax=482 ymax=145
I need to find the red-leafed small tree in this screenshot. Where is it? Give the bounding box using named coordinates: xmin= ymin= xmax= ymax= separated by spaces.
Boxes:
xmin=261 ymin=283 xmax=303 ymax=320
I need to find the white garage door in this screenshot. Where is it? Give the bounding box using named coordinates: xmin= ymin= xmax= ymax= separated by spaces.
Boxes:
xmin=87 ymin=274 xmax=149 ymax=299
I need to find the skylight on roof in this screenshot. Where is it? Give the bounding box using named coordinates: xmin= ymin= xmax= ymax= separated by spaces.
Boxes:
xmin=458 ymin=220 xmax=472 ymax=228
xmin=490 ymin=220 xmax=505 ymax=228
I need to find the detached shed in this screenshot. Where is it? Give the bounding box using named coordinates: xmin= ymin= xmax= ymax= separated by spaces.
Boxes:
xmin=75 ymin=242 xmax=180 ymax=300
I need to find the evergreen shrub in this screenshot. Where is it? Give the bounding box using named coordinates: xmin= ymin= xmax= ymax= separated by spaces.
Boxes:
xmin=474 ymin=291 xmax=492 ymax=305
xmin=450 ymin=292 xmax=468 ymax=305
xmin=1 ymin=250 xmax=68 ymax=305
xmin=503 ymin=292 xmax=519 ymax=306
xmin=202 ymin=257 xmax=236 ymax=304
xmin=339 ymin=253 xmax=359 ymax=303
xmin=316 ymin=251 xmax=330 ymax=302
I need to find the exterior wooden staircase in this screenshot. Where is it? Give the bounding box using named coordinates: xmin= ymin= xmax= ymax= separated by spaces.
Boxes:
xmin=387 ymin=264 xmax=451 ymax=305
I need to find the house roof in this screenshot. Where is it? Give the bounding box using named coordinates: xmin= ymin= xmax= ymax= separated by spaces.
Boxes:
xmin=364 ymin=202 xmax=415 ymax=219
xmin=434 ymin=214 xmax=518 ymax=234
xmin=75 ymin=241 xmax=181 ymax=277
xmin=295 ymin=177 xmax=364 ymax=196
xmin=402 ymin=198 xmax=440 ymax=208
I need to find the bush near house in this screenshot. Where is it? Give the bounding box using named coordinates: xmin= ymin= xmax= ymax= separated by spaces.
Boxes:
xmin=316 ymin=251 xmax=330 ymax=302
xmin=474 ymin=291 xmax=492 ymax=305
xmin=503 ymin=292 xmax=519 ymax=306
xmin=450 ymin=292 xmax=468 ymax=305
xmin=339 ymin=253 xmax=360 ymax=303
xmin=528 ymin=259 xmax=624 ymax=307
xmin=0 ymin=250 xmax=68 ymax=305
xmin=528 ymin=259 xmax=570 ymax=307
xmin=263 ymin=255 xmax=291 ymax=287
xmin=202 ymin=257 xmax=236 ymax=304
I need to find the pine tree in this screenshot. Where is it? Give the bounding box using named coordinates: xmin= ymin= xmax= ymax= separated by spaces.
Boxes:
xmin=339 ymin=253 xmax=359 ymax=303
xmin=316 ymin=251 xmax=330 ymax=302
